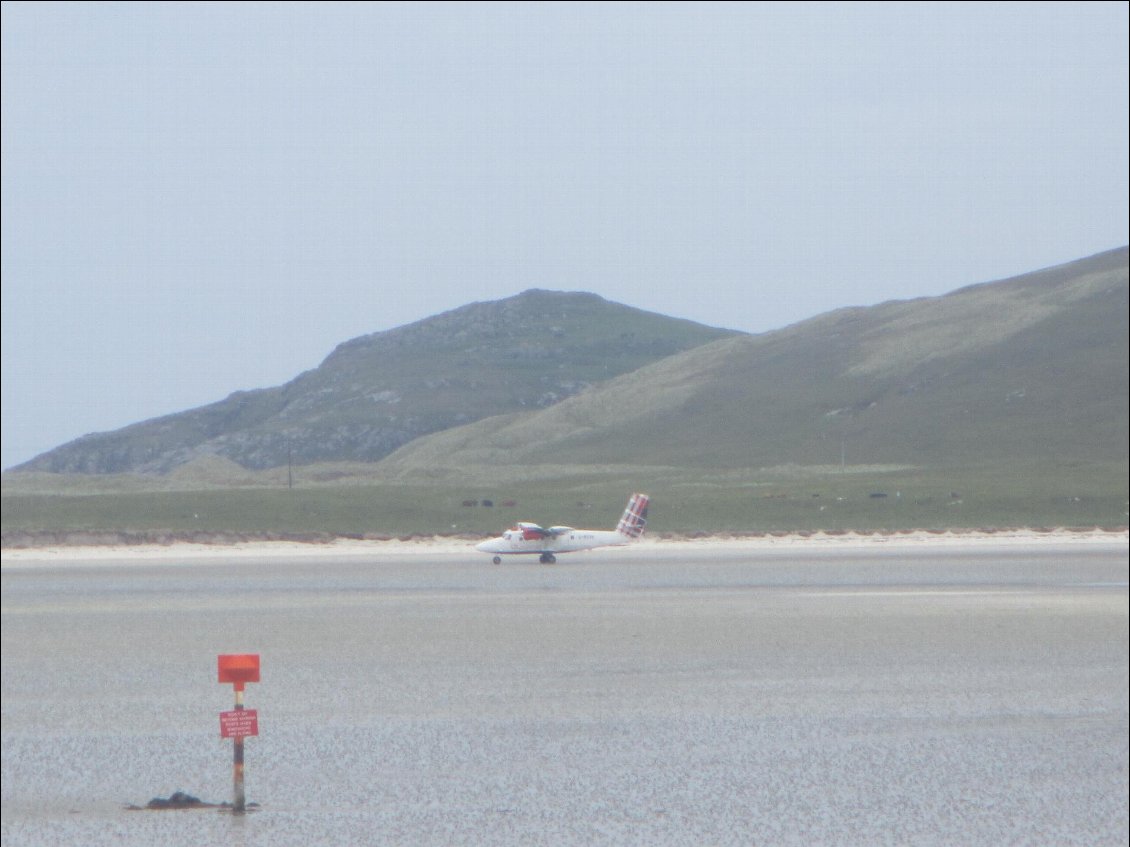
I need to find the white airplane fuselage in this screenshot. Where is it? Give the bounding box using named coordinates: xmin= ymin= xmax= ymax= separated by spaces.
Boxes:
xmin=475 ymin=528 xmax=629 ymax=557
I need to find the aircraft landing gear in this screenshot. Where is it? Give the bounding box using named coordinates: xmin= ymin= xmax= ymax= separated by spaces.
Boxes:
xmin=492 ymin=556 xmax=502 ymax=565
xmin=539 ymin=552 xmax=557 ymax=564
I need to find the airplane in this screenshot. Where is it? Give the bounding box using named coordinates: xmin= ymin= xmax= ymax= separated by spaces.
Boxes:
xmin=475 ymin=493 xmax=649 ymax=564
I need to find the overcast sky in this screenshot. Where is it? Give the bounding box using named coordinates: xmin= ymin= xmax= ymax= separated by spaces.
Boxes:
xmin=2 ymin=2 xmax=1127 ymax=470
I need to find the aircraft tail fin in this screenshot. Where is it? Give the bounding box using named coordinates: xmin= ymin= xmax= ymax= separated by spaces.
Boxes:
xmin=616 ymin=493 xmax=649 ymax=539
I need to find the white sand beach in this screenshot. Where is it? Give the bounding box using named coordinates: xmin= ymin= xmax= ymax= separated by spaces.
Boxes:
xmin=3 ymin=527 xmax=1126 ymax=566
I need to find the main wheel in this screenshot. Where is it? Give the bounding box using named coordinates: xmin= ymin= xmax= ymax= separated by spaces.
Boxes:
xmin=540 ymin=553 xmax=556 ymax=564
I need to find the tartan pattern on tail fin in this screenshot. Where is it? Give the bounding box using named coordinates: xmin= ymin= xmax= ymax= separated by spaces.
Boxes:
xmin=616 ymin=493 xmax=649 ymax=538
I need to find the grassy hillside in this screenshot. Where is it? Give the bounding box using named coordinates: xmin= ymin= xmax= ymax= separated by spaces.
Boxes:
xmin=381 ymin=247 xmax=1128 ymax=472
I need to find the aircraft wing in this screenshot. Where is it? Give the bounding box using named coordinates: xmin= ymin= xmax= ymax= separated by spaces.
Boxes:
xmin=515 ymin=522 xmax=552 ymax=540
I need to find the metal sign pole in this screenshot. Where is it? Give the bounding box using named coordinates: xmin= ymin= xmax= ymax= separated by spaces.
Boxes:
xmin=233 ymin=682 xmax=246 ymax=813
xmin=217 ymin=654 xmax=260 ymax=814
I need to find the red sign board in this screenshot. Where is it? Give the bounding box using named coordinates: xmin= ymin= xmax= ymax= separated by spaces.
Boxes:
xmin=220 ymin=709 xmax=259 ymax=738
xmin=218 ymin=654 xmax=260 ymax=689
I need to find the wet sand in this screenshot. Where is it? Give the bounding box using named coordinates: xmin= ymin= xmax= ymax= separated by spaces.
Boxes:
xmin=2 ymin=538 xmax=1127 ymax=845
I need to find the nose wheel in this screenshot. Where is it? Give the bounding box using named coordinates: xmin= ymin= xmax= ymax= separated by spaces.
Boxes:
xmin=539 ymin=552 xmax=557 ymax=564
xmin=492 ymin=556 xmax=502 ymax=565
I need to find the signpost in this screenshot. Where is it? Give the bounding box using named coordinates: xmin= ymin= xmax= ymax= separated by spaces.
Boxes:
xmin=220 ymin=708 xmax=259 ymax=739
xmin=217 ymin=654 xmax=260 ymax=813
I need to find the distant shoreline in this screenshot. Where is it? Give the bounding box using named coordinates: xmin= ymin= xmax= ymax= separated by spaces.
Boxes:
xmin=2 ymin=526 xmax=1126 ymax=564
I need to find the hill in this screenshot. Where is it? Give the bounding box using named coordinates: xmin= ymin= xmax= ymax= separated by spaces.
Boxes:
xmin=380 ymin=248 xmax=1128 ymax=477
xmin=3 ymin=248 xmax=1126 ymax=537
xmin=12 ymin=290 xmax=736 ymax=474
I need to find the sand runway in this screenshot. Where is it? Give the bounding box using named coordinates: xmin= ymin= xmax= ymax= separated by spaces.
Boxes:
xmin=3 ymin=538 xmax=1127 ymax=845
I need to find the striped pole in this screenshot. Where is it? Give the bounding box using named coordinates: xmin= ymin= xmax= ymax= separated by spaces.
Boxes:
xmin=218 ymin=654 xmax=259 ymax=814
xmin=233 ymin=683 xmax=246 ymax=813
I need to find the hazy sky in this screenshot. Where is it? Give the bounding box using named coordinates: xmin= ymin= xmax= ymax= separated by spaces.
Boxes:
xmin=3 ymin=2 xmax=1128 ymax=470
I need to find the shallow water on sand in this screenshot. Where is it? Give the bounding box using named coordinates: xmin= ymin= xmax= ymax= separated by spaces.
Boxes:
xmin=3 ymin=544 xmax=1127 ymax=846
